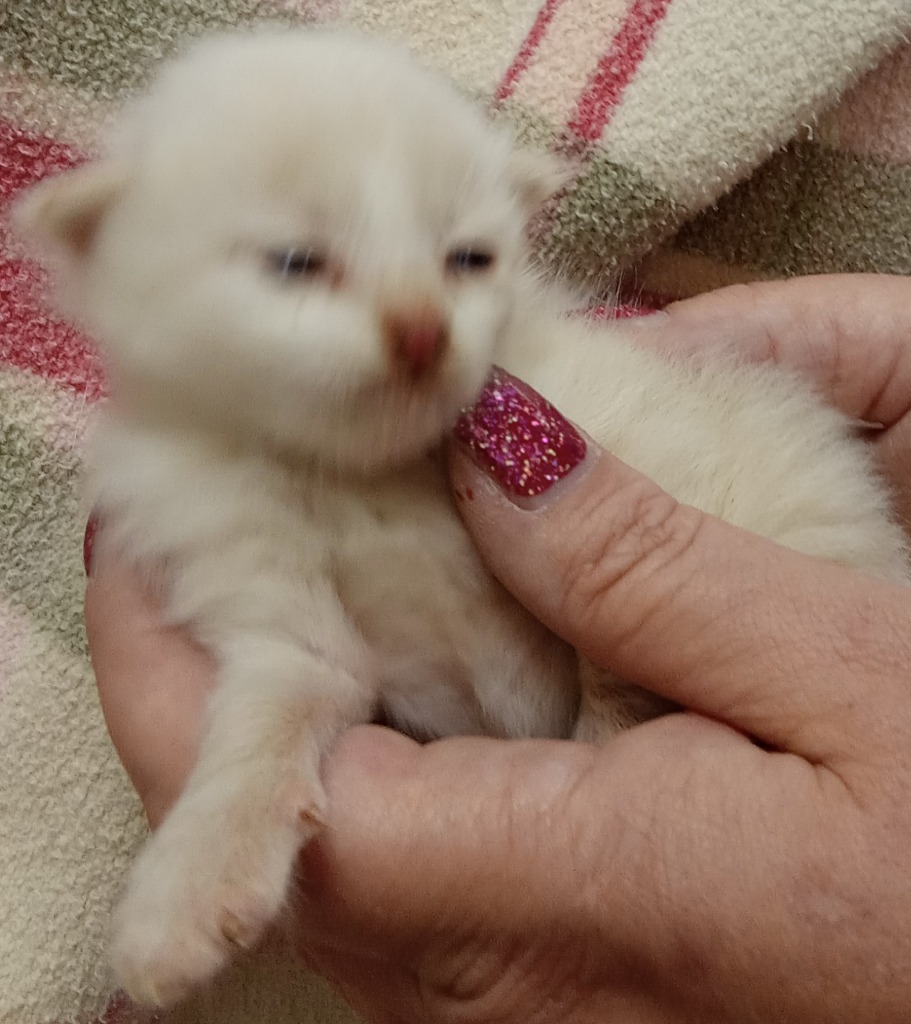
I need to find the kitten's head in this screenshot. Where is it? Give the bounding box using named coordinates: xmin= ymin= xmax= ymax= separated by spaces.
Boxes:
xmin=15 ymin=29 xmax=565 ymax=472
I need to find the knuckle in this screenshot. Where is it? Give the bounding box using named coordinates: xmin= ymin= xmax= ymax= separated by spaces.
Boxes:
xmin=556 ymin=478 xmax=705 ymax=637
xmin=715 ymin=281 xmax=766 ymax=309
xmin=705 ymin=281 xmax=774 ymax=323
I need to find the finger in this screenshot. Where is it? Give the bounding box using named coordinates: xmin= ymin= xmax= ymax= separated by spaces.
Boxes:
xmin=294 ymin=719 xmax=779 ymax=1024
xmin=299 ymin=719 xmax=746 ymax=947
xmin=627 ymin=275 xmax=911 ymax=426
xmin=84 ymin=539 xmax=214 ymax=826
xmin=295 ymin=725 xmax=610 ymax=1023
xmin=449 ymin=374 xmax=911 ymax=763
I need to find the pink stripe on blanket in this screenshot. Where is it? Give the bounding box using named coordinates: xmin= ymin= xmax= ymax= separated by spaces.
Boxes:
xmin=0 ymin=121 xmax=104 ymax=397
xmin=0 ymin=256 xmax=106 ymax=399
xmin=0 ymin=118 xmax=83 ymax=208
xmin=495 ymin=0 xmax=631 ymax=128
xmin=494 ymin=0 xmax=569 ymax=104
xmin=565 ymin=0 xmax=673 ymax=146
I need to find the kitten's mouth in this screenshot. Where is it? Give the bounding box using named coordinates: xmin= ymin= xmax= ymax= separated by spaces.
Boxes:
xmin=292 ymin=359 xmax=486 ymax=476
xmin=358 ymin=369 xmax=473 ymax=435
xmin=359 ymin=364 xmax=456 ymax=403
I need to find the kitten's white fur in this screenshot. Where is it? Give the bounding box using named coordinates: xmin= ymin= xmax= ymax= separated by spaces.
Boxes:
xmin=15 ymin=27 xmax=910 ymax=1008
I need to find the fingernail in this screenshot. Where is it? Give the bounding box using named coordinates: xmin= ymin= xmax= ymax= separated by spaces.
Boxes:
xmin=453 ymin=367 xmax=586 ymax=498
xmin=83 ymin=514 xmax=98 ymax=576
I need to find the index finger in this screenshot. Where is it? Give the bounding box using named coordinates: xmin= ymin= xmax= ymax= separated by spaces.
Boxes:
xmin=630 ymin=275 xmax=911 ymax=427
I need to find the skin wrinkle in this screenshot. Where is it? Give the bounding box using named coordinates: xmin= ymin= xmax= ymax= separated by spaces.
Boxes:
xmin=553 ymin=472 xmax=705 ymax=661
xmin=690 ymin=590 xmax=798 ymax=724
xmin=532 ymin=442 xmax=888 ymax=770
xmin=670 ymin=783 xmax=808 ymax=1021
xmin=401 ymin=797 xmax=595 ymax=1024
xmin=677 ymin=741 xmax=851 ymax=1020
xmin=662 ymin=277 xmax=911 ymax=427
xmin=808 ymin=582 xmax=911 ymax=758
xmin=419 ymin=933 xmax=578 ymax=1024
xmin=857 ymin=333 xmax=903 ymax=426
xmin=568 ymin=513 xmax=772 ymax=733
xmin=407 ymin=749 xmax=623 ymax=1022
xmin=621 ymin=745 xmax=779 ymax=1021
xmin=836 ymin=299 xmax=911 ymax=427
xmin=553 ymin=466 xmax=909 ymax=761
xmin=875 ymin=420 xmax=911 ymax=530
xmin=559 ymin=752 xmax=632 ymax=930
xmin=638 ymin=752 xmax=745 ymax=996
xmin=719 ymin=590 xmax=851 ymax=756
xmin=787 ymin=296 xmax=872 ymax=414
xmin=416 ymin=925 xmax=497 ymax=1019
xmin=557 ymin=739 xmax=712 ymax=1001
xmin=815 ymin=287 xmax=909 ymax=422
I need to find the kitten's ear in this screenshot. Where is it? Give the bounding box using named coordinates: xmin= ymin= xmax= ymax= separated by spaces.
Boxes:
xmin=509 ymin=148 xmax=573 ymax=214
xmin=12 ymin=161 xmax=128 ymax=265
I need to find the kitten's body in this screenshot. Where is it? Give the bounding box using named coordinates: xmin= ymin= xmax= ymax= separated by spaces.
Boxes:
xmin=16 ymin=27 xmax=909 ymax=1008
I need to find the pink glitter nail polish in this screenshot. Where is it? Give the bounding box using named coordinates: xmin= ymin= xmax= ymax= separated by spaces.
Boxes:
xmin=454 ymin=367 xmax=587 ymax=498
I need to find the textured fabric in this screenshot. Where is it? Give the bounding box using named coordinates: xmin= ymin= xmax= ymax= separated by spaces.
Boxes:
xmin=635 ymin=38 xmax=911 ymax=298
xmin=2 ymin=1 xmax=911 ymax=1022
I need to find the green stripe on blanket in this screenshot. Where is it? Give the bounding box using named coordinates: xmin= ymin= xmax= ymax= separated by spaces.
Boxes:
xmin=539 ymin=154 xmax=685 ymax=283
xmin=0 ymin=421 xmax=86 ymax=649
xmin=0 ymin=0 xmax=284 ymax=97
xmin=674 ymin=140 xmax=911 ymax=278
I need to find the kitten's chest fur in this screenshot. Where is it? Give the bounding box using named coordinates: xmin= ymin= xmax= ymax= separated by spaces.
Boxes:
xmin=303 ymin=454 xmax=579 ymax=739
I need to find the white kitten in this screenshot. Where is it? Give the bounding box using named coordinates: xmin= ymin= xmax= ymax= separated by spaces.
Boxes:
xmin=15 ymin=27 xmax=909 ymax=1008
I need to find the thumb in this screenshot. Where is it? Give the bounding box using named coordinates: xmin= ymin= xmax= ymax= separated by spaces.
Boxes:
xmin=449 ymin=368 xmax=911 ymax=761
xmin=295 ymin=725 xmax=618 ymax=1023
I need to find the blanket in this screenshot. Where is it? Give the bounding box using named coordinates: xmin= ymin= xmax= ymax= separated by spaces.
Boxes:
xmin=2 ymin=1 xmax=911 ymax=1021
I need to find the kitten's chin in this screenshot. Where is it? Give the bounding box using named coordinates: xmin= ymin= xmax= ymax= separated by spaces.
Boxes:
xmin=318 ymin=434 xmax=442 ymax=476
xmin=293 ymin=375 xmax=486 ymax=477
xmin=308 ymin=411 xmax=453 ymax=476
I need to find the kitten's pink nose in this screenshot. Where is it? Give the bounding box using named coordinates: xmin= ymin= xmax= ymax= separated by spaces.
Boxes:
xmin=383 ymin=309 xmax=449 ymax=380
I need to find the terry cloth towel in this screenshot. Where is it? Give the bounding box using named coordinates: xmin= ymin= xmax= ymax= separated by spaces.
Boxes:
xmin=2 ymin=1 xmax=911 ymax=1022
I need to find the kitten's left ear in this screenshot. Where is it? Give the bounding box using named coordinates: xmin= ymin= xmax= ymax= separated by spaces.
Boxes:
xmin=509 ymin=148 xmax=573 ymax=214
xmin=12 ymin=161 xmax=128 ymax=266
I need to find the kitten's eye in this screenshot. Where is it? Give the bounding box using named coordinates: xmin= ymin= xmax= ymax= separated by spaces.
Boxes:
xmin=267 ymin=247 xmax=328 ymax=280
xmin=446 ymin=248 xmax=495 ymax=274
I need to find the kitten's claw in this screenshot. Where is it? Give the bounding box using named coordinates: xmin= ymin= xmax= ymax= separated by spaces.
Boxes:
xmin=112 ymin=870 xmax=279 ymax=1007
xmin=219 ymin=908 xmax=257 ymax=949
xmin=298 ymin=799 xmax=325 ymax=829
xmin=111 ymin=783 xmax=326 ymax=1007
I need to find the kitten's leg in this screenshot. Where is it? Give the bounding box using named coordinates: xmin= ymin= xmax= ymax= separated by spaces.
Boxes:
xmin=572 ymin=658 xmax=675 ymax=743
xmin=111 ymin=636 xmax=372 ymax=1008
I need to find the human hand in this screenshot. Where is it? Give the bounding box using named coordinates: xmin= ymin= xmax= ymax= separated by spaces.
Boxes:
xmin=87 ymin=274 xmax=911 ymax=1022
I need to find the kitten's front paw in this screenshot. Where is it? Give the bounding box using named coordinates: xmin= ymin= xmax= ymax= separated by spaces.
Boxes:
xmin=111 ymin=784 xmax=326 ymax=1007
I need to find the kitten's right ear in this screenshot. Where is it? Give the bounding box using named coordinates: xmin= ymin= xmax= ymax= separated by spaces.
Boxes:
xmin=12 ymin=161 xmax=128 ymax=265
